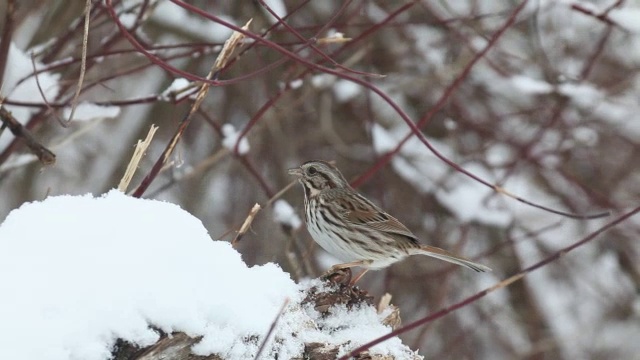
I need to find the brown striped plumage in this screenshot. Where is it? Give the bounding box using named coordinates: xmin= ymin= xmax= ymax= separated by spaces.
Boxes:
xmin=288 ymin=160 xmax=491 ymax=273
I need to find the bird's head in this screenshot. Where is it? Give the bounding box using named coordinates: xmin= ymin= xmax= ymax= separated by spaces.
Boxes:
xmin=288 ymin=160 xmax=349 ymax=198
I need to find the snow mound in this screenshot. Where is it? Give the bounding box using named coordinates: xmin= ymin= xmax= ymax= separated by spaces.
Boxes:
xmin=0 ymin=191 xmax=419 ymax=360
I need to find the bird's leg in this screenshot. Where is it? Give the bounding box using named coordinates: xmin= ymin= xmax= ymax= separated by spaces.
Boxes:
xmin=330 ymin=260 xmax=372 ymax=271
xmin=349 ymin=268 xmax=370 ymax=285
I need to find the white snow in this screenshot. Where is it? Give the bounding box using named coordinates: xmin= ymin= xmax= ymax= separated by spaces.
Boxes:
xmin=150 ymin=1 xmax=234 ymax=43
xmin=372 ymin=123 xmax=512 ymax=226
xmin=407 ymin=24 xmax=448 ymax=69
xmin=62 ymin=102 xmax=121 ymax=122
xmin=0 ymin=191 xmax=417 ymax=360
xmin=288 ymin=78 xmax=303 ymax=89
xmin=1 ymin=42 xmax=61 ymax=148
xmin=510 ymin=75 xmax=554 ymax=94
xmin=260 ymin=0 xmax=288 ymax=24
xmin=485 ymin=143 xmax=513 ymax=167
xmin=221 ymin=124 xmax=250 ymax=155
xmin=435 ymin=163 xmax=513 ymax=227
xmin=557 ymin=82 xmax=604 ymax=108
xmin=118 ymin=12 xmax=138 ymax=28
xmin=159 ymin=78 xmax=193 ymax=102
xmin=311 ymin=304 xmax=408 ymax=358
xmin=310 ymin=73 xmax=336 ymax=89
xmin=273 ymin=199 xmax=302 ymax=230
xmin=608 ymin=7 xmax=640 ymax=33
xmin=0 ymin=191 xmax=296 ymax=360
xmin=311 ymin=73 xmax=364 ymax=102
xmin=571 ymin=126 xmax=599 ymax=146
xmin=333 ymin=79 xmax=361 ymax=102
xmin=1 ymin=43 xmax=54 ymax=95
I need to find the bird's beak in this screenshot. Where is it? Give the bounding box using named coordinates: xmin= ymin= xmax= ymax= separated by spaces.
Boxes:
xmin=288 ymin=167 xmax=303 ymax=177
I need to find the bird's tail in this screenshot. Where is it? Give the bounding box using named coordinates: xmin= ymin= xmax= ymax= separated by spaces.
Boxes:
xmin=411 ymin=245 xmax=492 ymax=272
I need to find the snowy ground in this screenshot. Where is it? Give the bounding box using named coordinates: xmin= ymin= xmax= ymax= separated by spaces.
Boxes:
xmin=0 ymin=191 xmax=418 ymax=360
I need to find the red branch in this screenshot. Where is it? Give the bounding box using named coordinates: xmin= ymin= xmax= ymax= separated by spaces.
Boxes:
xmin=339 ymin=204 xmax=640 ymax=359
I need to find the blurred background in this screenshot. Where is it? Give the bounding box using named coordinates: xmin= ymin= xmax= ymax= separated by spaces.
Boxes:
xmin=1 ymin=0 xmax=639 ymax=359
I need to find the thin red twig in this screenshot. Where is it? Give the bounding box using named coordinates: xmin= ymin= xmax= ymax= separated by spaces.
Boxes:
xmin=339 ymin=205 xmax=640 ymax=359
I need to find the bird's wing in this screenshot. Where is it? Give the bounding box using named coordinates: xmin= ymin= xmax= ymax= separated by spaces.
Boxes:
xmin=340 ymin=194 xmax=420 ymax=247
xmin=335 ymin=193 xmax=492 ymax=271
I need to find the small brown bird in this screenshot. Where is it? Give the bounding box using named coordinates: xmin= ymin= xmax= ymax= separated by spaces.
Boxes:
xmin=288 ymin=160 xmax=491 ymax=276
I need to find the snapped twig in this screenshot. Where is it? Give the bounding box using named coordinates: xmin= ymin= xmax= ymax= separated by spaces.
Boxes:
xmin=232 ymin=203 xmax=262 ymax=246
xmin=0 ymin=105 xmax=55 ymax=165
xmin=131 ymin=19 xmax=253 ymax=198
xmin=118 ymin=124 xmax=158 ymax=192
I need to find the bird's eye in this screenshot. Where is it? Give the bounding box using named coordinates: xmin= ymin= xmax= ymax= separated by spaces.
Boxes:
xmin=307 ymin=166 xmax=318 ymax=176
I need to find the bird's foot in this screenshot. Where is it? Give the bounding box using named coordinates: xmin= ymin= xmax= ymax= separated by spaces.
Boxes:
xmin=321 ymin=261 xmax=372 ymax=286
xmin=321 ymin=267 xmax=352 ymax=285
